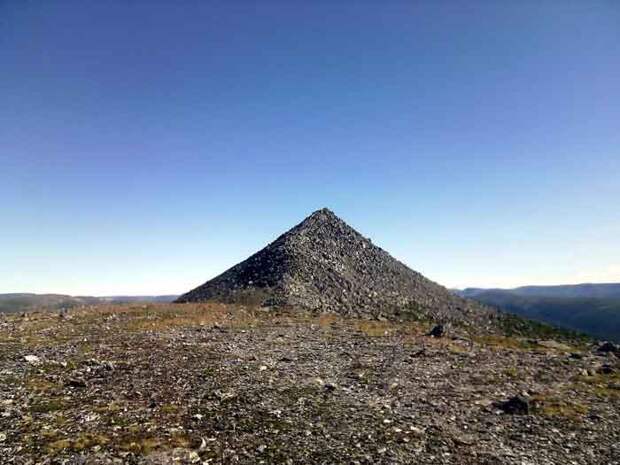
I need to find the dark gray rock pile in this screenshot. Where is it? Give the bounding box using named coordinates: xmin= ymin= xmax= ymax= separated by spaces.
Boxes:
xmin=176 ymin=208 xmax=493 ymax=323
xmin=498 ymin=395 xmax=530 ymax=415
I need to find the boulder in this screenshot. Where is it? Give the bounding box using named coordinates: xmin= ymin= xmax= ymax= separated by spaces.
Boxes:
xmin=498 ymin=395 xmax=530 ymax=415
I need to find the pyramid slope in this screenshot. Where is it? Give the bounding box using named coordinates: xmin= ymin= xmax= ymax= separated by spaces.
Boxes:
xmin=176 ymin=208 xmax=492 ymax=322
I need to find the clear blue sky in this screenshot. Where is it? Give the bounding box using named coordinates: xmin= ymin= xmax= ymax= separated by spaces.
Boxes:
xmin=2 ymin=1 xmax=619 ymax=295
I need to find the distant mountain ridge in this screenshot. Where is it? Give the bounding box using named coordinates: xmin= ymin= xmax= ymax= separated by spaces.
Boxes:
xmin=0 ymin=293 xmax=178 ymax=314
xmin=460 ymin=283 xmax=620 ymax=300
xmin=456 ymin=283 xmax=620 ymax=342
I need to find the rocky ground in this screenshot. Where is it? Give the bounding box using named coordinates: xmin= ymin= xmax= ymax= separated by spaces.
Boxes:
xmin=0 ymin=303 xmax=619 ymax=464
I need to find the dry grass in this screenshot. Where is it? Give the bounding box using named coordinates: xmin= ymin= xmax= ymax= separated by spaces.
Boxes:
xmin=445 ymin=342 xmax=469 ymax=354
xmin=121 ymin=303 xmax=229 ymax=332
xmin=576 ymin=372 xmax=620 ymax=400
xmin=94 ymin=401 xmax=123 ymax=414
xmin=73 ymin=433 xmax=111 ymax=451
xmin=47 ymin=439 xmax=72 ymax=454
xmin=503 ymin=366 xmax=519 ymax=379
xmin=26 ymin=376 xmax=60 ymax=393
xmin=0 ymin=303 xmax=264 ymax=344
xmin=118 ymin=433 xmax=192 ymax=455
xmin=1 ymin=303 xmax=436 ymax=344
xmin=354 ymin=319 xmax=427 ymax=339
xmin=318 ymin=313 xmax=339 ymax=329
xmin=531 ymin=394 xmax=589 ymax=420
xmin=47 ymin=433 xmax=111 ymax=454
xmin=30 ymin=399 xmax=68 ymax=414
xmin=473 ymin=335 xmax=537 ymax=351
xmin=355 ymin=320 xmax=394 ymax=337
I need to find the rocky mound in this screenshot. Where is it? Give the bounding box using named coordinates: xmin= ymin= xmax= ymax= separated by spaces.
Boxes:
xmin=177 ymin=209 xmax=492 ymax=323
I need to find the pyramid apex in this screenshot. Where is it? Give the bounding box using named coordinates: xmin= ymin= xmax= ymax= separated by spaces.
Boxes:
xmin=297 ymin=208 xmax=344 ymax=230
xmin=311 ymin=207 xmax=335 ymax=215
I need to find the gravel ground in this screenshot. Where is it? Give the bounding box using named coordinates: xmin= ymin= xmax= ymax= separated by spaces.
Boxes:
xmin=0 ymin=303 xmax=618 ymax=464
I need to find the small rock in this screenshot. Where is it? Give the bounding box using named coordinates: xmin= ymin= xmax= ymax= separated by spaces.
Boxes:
xmin=596 ymin=342 xmax=619 ymax=356
xmin=24 ymin=355 xmax=40 ymax=364
xmin=498 ymin=395 xmax=530 ymax=415
xmin=537 ymin=340 xmax=571 ymax=351
xmin=598 ymin=364 xmax=615 ymax=375
xmin=455 ymin=434 xmax=475 ymax=446
xmin=66 ymin=378 xmax=87 ymax=388
xmin=474 ymin=398 xmax=494 ymax=407
xmin=428 ymin=324 xmax=444 ymax=338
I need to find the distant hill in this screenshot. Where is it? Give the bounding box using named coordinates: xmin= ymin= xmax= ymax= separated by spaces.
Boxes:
xmin=461 ymin=283 xmax=620 ymax=300
xmin=0 ymin=293 xmax=178 ymax=314
xmin=98 ymin=295 xmax=180 ymax=303
xmin=456 ymin=284 xmax=620 ymax=342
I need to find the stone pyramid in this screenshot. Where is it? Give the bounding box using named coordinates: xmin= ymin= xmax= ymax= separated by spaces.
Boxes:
xmin=176 ymin=208 xmax=492 ymax=322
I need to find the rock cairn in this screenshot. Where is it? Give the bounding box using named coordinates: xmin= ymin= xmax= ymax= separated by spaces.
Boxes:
xmin=176 ymin=208 xmax=493 ymax=323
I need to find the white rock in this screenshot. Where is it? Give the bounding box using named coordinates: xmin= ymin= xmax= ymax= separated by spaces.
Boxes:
xmin=24 ymin=355 xmax=40 ymax=364
xmin=409 ymin=426 xmax=424 ymax=434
